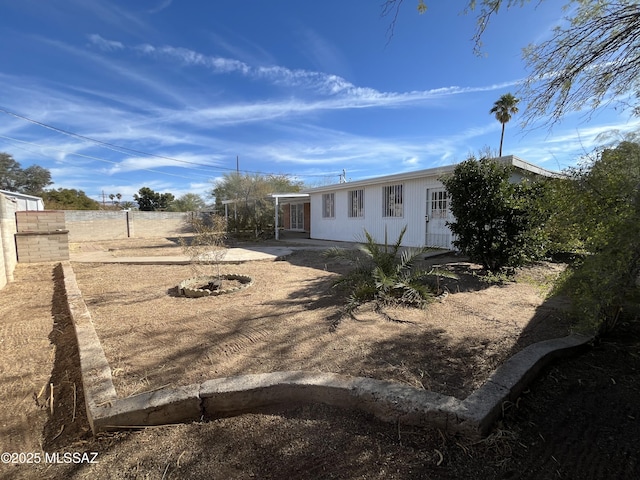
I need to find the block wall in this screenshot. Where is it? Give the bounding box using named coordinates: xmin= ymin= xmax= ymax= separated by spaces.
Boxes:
xmin=129 ymin=211 xmax=189 ymax=238
xmin=15 ymin=211 xmax=70 ymax=263
xmin=64 ymin=211 xmax=191 ymax=241
xmin=64 ymin=210 xmax=128 ymax=242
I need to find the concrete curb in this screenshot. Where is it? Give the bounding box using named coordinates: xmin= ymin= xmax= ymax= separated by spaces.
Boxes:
xmin=60 ymin=261 xmax=593 ymax=439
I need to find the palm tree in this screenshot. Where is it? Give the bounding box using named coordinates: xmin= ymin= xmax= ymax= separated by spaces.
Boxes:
xmin=490 ymin=93 xmax=520 ymax=157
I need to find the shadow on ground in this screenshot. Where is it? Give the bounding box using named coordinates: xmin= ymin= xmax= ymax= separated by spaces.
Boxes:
xmin=35 ymin=248 xmax=640 ymax=479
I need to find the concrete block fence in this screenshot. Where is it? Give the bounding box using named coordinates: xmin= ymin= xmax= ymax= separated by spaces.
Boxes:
xmin=15 ymin=211 xmax=70 ymax=263
xmin=64 ymin=210 xmax=191 ymax=242
xmin=0 ymin=206 xmax=194 ymax=289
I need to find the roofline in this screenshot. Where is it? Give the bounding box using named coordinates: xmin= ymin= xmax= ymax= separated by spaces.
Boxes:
xmin=270 ymin=193 xmax=310 ymax=199
xmin=0 ymin=189 xmax=45 ymax=201
xmin=301 ymin=156 xmax=560 ymax=194
xmin=221 ymin=192 xmax=309 ymax=204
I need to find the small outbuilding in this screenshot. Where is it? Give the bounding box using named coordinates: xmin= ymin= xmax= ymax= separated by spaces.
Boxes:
xmin=0 ymin=189 xmax=45 ymax=211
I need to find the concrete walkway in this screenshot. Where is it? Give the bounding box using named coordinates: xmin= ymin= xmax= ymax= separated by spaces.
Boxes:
xmin=70 ymin=238 xmax=448 ymax=264
xmin=70 ymin=246 xmax=296 ymax=264
xmin=69 ymin=237 xmax=343 ymax=264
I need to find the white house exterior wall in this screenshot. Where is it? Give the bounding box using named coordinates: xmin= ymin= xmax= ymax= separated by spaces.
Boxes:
xmin=302 ymin=156 xmax=558 ymax=249
xmin=310 ymin=175 xmax=448 ymax=247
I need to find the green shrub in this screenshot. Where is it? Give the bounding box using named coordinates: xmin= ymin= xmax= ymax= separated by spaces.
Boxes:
xmin=550 ymin=142 xmax=640 ymax=333
xmin=441 ymin=157 xmax=550 ymax=272
xmin=325 ymin=226 xmax=454 ymax=318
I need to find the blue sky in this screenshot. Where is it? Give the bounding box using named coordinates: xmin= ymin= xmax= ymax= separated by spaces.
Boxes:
xmin=1 ymin=0 xmax=638 ymax=204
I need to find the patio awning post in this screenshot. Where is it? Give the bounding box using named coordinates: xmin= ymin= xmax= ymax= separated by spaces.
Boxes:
xmin=274 ymin=196 xmax=279 ymax=240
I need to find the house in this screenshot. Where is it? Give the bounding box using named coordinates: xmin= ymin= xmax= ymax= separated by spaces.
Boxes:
xmin=275 ymin=156 xmax=558 ymax=249
xmin=0 ymin=189 xmax=45 ymax=211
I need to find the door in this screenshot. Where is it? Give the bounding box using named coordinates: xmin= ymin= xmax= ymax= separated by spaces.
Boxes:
xmin=290 ymin=203 xmax=304 ymax=230
xmin=425 ymin=188 xmax=453 ymax=248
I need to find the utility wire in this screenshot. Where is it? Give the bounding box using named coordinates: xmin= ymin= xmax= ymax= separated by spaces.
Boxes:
xmin=0 ymin=106 xmax=342 ymax=178
xmin=0 ymin=135 xmax=213 ymax=181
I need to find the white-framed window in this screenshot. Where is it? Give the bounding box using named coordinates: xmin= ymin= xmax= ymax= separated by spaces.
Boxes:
xmin=322 ymin=193 xmax=335 ymax=218
xmin=383 ymin=184 xmax=403 ymax=217
xmin=348 ymin=189 xmax=364 ymax=218
xmin=430 ymin=190 xmax=448 ymax=219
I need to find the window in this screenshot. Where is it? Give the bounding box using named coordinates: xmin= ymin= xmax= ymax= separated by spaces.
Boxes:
xmin=430 ymin=191 xmax=448 ymax=219
xmin=322 ymin=193 xmax=335 ymax=218
xmin=383 ymin=184 xmax=403 ymax=217
xmin=348 ymin=189 xmax=364 ymax=218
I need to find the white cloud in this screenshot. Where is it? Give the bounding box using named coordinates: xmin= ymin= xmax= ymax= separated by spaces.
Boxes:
xmin=93 ymin=37 xmax=520 ymax=112
xmin=87 ymin=34 xmax=124 ymax=51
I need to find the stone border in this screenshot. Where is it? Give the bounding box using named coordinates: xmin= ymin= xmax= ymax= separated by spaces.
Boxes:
xmin=60 ymin=261 xmax=593 ymax=439
xmin=178 ymin=274 xmax=253 ymax=297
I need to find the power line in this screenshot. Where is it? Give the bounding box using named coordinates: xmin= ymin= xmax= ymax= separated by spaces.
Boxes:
xmin=0 ymin=106 xmax=343 ymax=178
xmin=0 ymin=135 xmax=213 ymax=181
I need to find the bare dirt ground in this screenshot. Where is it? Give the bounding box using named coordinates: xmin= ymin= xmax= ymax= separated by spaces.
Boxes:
xmin=2 ymin=237 xmax=639 ymax=479
xmin=71 ymin=246 xmax=571 ymax=400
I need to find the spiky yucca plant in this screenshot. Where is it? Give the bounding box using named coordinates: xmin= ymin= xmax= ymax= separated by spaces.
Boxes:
xmin=325 ymin=226 xmax=453 ymax=318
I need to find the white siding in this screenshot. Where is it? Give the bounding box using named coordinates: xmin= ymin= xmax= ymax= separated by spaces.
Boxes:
xmin=0 ymin=190 xmax=44 ymax=211
xmin=310 ymin=175 xmax=448 ymax=247
xmin=305 ymin=156 xmax=555 ymax=249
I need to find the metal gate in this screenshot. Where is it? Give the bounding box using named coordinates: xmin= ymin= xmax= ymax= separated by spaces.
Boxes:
xmin=425 ymin=188 xmax=453 ymax=248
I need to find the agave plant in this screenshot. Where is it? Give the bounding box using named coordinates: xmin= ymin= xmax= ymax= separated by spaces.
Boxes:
xmin=325 ymin=226 xmax=455 ymax=318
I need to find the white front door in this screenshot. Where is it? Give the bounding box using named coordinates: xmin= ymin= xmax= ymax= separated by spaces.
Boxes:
xmin=425 ymin=188 xmax=453 ymax=248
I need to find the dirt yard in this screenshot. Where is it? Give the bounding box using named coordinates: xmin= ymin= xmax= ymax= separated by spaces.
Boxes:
xmin=71 ymin=248 xmax=571 ymax=400
xmin=2 ymin=238 xmax=638 ymax=480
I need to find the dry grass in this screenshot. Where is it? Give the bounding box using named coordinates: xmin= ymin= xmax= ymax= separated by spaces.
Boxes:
xmin=71 ymin=250 xmax=572 ymax=399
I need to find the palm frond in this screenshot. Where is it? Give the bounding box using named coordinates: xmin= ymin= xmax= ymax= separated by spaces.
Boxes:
xmin=329 ymin=226 xmax=450 ymax=321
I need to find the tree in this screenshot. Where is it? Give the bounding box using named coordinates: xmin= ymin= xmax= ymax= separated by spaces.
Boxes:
xmin=133 ymin=187 xmax=175 ymax=211
xmin=551 ymin=141 xmax=640 ymax=332
xmin=522 ymin=1 xmax=640 ymax=125
xmin=490 ymin=93 xmax=519 ymax=156
xmin=0 ymin=153 xmax=22 ymax=191
xmin=169 ymin=193 xmax=207 ymax=212
xmin=441 ymin=156 xmax=550 ymax=272
xmin=212 ymin=173 xmax=303 ymax=238
xmin=107 ymin=193 xmax=123 ymax=209
xmin=382 ymin=1 xmax=640 ymax=126
xmin=179 ymin=213 xmax=228 ymax=285
xmin=0 ymin=153 xmax=52 ymax=194
xmin=41 ymin=188 xmax=100 ymax=210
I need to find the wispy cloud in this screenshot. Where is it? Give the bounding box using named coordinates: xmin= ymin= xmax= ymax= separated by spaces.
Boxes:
xmin=296 ymin=27 xmax=352 ymax=79
xmin=106 ymin=153 xmax=223 ymax=177
xmin=87 ymin=34 xmax=124 ymax=52
xmin=69 ymin=0 xmax=153 ymax=38
xmin=91 ymin=36 xmax=520 ymax=111
xmin=148 ymin=0 xmax=173 ymax=14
